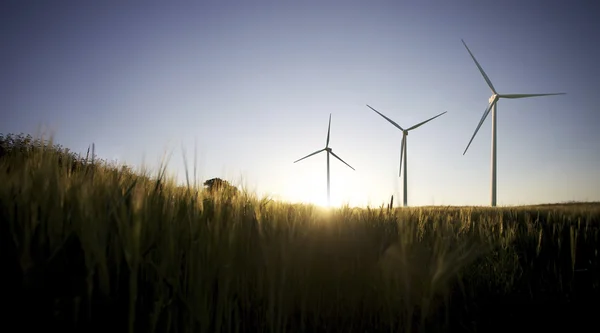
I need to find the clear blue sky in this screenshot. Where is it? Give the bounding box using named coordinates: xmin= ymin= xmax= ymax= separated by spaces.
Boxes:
xmin=2 ymin=0 xmax=599 ymax=207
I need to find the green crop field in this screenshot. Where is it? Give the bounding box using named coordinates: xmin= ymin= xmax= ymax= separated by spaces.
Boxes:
xmin=1 ymin=133 xmax=599 ymax=333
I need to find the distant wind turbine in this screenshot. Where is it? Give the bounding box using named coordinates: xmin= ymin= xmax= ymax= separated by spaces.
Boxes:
xmin=293 ymin=113 xmax=355 ymax=207
xmin=461 ymin=39 xmax=566 ymax=207
xmin=367 ymin=104 xmax=447 ymax=207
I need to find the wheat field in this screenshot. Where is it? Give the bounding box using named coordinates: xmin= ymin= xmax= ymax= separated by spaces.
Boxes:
xmin=1 ymin=133 xmax=599 ymax=333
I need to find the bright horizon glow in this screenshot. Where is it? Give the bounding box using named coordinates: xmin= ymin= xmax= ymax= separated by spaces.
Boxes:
xmin=1 ymin=1 xmax=599 ymax=208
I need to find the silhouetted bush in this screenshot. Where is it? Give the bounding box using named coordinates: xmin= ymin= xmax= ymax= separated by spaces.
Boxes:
xmin=203 ymin=177 xmax=239 ymax=196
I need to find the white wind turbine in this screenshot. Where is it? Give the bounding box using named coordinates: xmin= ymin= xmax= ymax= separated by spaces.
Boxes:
xmin=293 ymin=113 xmax=355 ymax=207
xmin=367 ymin=104 xmax=447 ymax=207
xmin=461 ymin=39 xmax=566 ymax=207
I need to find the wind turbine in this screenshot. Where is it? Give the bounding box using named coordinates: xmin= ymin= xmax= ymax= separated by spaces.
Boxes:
xmin=461 ymin=39 xmax=566 ymax=207
xmin=367 ymin=104 xmax=446 ymax=207
xmin=293 ymin=113 xmax=355 ymax=207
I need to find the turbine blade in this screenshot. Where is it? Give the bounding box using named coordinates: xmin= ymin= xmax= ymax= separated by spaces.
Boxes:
xmin=367 ymin=104 xmax=404 ymax=131
xmin=461 ymin=39 xmax=497 ymax=94
xmin=293 ymin=148 xmax=325 ymax=164
xmin=399 ymin=134 xmax=405 ymax=177
xmin=463 ymin=102 xmax=494 ymax=155
xmin=330 ymin=151 xmax=355 ymax=171
xmin=326 ymin=114 xmax=331 ymax=148
xmin=406 ymin=111 xmax=448 ymax=131
xmin=499 ymin=93 xmax=566 ymax=99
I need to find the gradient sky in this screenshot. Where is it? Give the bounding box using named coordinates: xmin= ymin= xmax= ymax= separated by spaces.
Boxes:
xmin=2 ymin=0 xmax=599 ymax=207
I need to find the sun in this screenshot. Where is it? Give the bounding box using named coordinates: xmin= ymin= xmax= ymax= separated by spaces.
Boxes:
xmin=314 ymin=196 xmax=343 ymax=209
xmin=285 ymin=193 xmax=341 ymax=209
xmin=283 ymin=177 xmax=343 ymax=208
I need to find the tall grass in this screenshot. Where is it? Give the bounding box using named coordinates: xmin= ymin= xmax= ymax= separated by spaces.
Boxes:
xmin=1 ymin=133 xmax=599 ymax=332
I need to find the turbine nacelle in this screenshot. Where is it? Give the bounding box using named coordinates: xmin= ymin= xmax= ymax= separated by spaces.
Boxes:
xmin=489 ymin=94 xmax=499 ymax=104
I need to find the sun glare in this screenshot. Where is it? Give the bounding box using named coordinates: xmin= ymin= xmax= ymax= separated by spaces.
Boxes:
xmin=284 ymin=191 xmax=342 ymax=209
xmin=283 ymin=174 xmax=345 ymax=208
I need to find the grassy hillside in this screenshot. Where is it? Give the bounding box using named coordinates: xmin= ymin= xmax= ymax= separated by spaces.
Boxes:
xmin=1 ymin=133 xmax=599 ymax=333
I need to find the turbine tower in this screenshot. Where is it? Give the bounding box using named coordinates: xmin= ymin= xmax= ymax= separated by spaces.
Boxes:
xmin=367 ymin=105 xmax=446 ymax=207
xmin=461 ymin=39 xmax=566 ymax=207
xmin=293 ymin=113 xmax=355 ymax=206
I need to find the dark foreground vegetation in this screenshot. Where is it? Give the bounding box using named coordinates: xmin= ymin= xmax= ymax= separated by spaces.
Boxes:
xmin=1 ymin=133 xmax=599 ymax=333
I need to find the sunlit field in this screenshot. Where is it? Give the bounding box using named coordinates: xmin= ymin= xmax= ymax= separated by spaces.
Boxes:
xmin=2 ymin=133 xmax=599 ymax=333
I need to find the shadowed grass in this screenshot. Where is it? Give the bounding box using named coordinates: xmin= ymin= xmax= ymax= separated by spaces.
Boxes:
xmin=1 ymin=133 xmax=599 ymax=332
